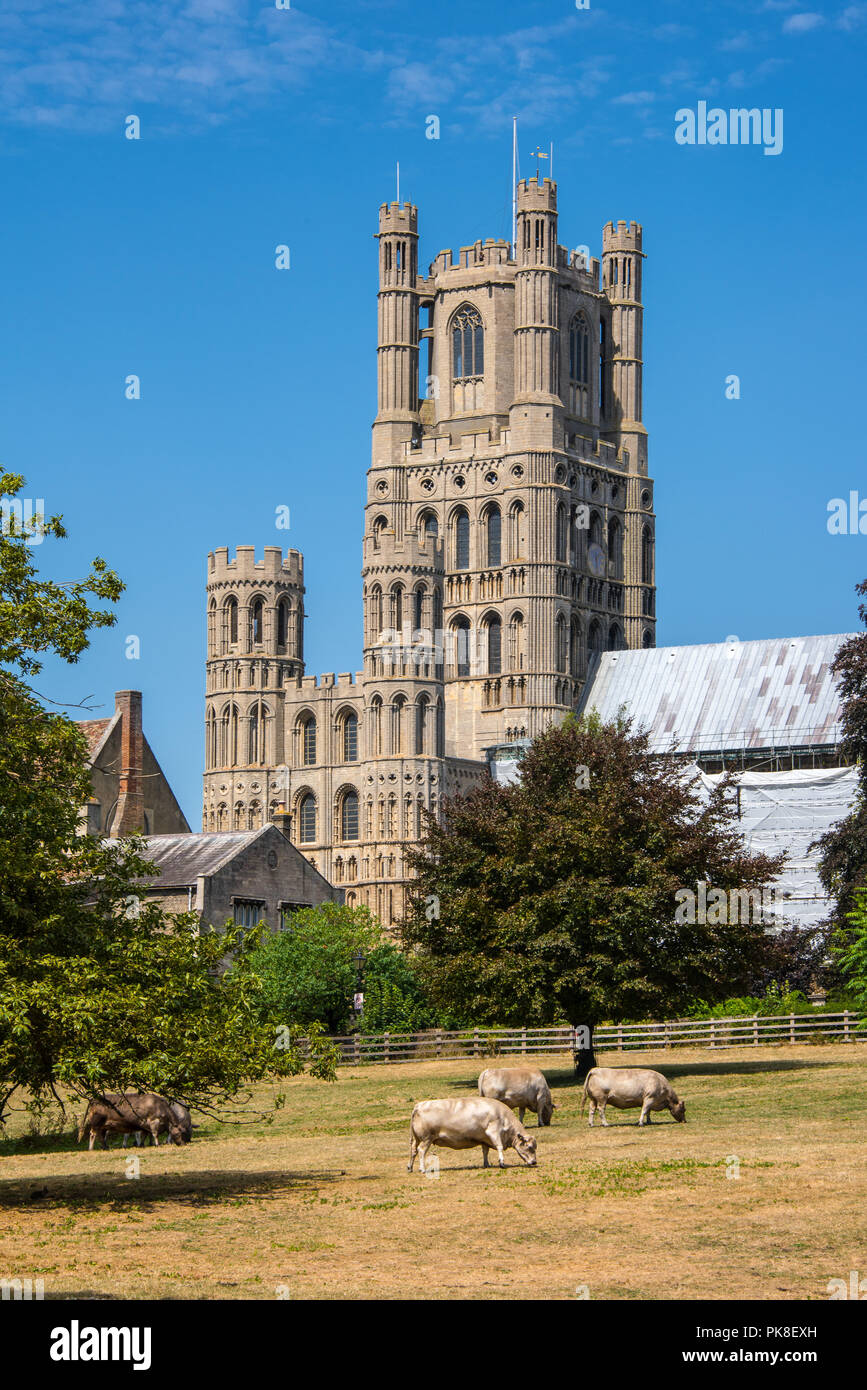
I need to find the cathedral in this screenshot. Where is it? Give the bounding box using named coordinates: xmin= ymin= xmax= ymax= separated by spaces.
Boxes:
xmin=201 ymin=175 xmax=656 ymax=926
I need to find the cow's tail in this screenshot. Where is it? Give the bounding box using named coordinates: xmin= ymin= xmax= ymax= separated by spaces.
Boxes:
xmin=77 ymin=1111 xmax=89 ymax=1144
xmin=580 ymin=1076 xmax=591 ymax=1115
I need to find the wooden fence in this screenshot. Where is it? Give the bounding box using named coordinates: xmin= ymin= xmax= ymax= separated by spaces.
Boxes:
xmin=301 ymin=1012 xmax=865 ymax=1067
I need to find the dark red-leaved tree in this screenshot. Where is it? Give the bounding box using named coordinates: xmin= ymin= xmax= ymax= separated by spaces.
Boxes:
xmin=401 ymin=713 xmax=784 ymax=1073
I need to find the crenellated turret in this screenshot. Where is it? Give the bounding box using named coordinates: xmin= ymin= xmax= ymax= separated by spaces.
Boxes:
xmin=510 ymin=178 xmax=562 ymax=447
xmin=373 ymin=201 xmax=420 ymax=468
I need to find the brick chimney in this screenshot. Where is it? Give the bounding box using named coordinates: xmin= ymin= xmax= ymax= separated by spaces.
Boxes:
xmin=112 ymin=690 xmax=145 ymax=836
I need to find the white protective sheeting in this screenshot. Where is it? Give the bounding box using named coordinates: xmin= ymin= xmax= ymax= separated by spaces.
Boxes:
xmin=689 ymin=763 xmax=858 ymax=928
xmin=489 ymin=757 xmax=857 ymax=928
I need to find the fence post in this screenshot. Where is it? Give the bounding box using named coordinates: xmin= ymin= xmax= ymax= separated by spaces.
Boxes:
xmin=665 ymin=1021 xmax=671 ymax=1050
xmin=617 ymin=1024 xmax=623 ymax=1051
xmin=436 ymin=1027 xmax=442 ymax=1058
xmin=710 ymin=1020 xmax=716 ymax=1050
xmin=844 ymin=1011 xmax=852 ymax=1044
xmin=473 ymin=1028 xmax=480 ymax=1057
xmin=384 ymin=1031 xmax=390 ymax=1063
xmin=753 ymin=1014 xmax=759 ymax=1047
xmin=789 ymin=1012 xmax=795 ymax=1045
xmin=521 ymin=1027 xmax=527 ymax=1056
xmin=353 ymin=1033 xmax=360 ymax=1066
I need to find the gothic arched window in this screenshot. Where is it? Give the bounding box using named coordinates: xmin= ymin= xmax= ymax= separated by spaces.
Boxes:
xmin=341 ymin=790 xmax=359 ymax=842
xmin=485 ymin=506 xmax=501 ymax=567
xmin=556 ymin=503 xmax=567 ymax=562
xmin=277 ymin=598 xmax=289 ymax=649
xmin=342 ymin=711 xmax=358 ymax=763
xmin=452 ymin=616 xmax=471 ymax=678
xmin=556 ymin=613 xmax=568 ymax=673
xmin=251 ymin=597 xmax=264 ymax=646
xmin=451 ymin=304 xmax=484 ymax=379
xmin=224 ymin=596 xmax=238 ymax=650
xmin=298 ymin=794 xmax=316 ymax=843
xmin=608 ymin=517 xmax=622 ymax=575
xmin=453 ymin=508 xmax=470 ymax=570
xmin=300 ymin=715 xmax=316 ymax=766
xmin=485 ymin=614 xmax=502 ymax=675
xmin=641 ymin=525 xmax=653 ymax=585
xmin=509 ymin=501 xmax=526 ymax=560
xmin=569 ymin=312 xmax=590 ymax=386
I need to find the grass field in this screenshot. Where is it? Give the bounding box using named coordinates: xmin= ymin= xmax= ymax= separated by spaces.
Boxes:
xmin=1 ymin=1043 xmax=865 ymax=1301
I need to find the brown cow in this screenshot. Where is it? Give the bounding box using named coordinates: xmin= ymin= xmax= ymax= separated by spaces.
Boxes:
xmin=78 ymin=1093 xmax=190 ymax=1150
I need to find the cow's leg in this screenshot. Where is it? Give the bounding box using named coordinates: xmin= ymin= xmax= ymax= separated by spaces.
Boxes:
xmin=482 ymin=1145 xmax=490 ymax=1168
xmin=98 ymin=1127 xmax=109 ymax=1150
xmin=518 ymin=1108 xmax=525 ymax=1125
xmin=599 ymin=1099 xmax=610 ymax=1127
xmin=147 ymin=1122 xmax=161 ymax=1147
xmin=408 ymin=1132 xmax=418 ymax=1172
xmin=587 ymin=1098 xmax=596 ymax=1128
xmin=87 ymin=1128 xmax=96 ymax=1151
xmin=495 ymin=1142 xmax=506 ymax=1168
xmin=639 ymin=1099 xmax=652 ymax=1126
xmin=418 ymin=1140 xmax=431 ymax=1174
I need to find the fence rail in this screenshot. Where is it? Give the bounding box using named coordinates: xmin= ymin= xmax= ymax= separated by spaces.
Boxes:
xmin=301 ymin=1012 xmax=865 ymax=1066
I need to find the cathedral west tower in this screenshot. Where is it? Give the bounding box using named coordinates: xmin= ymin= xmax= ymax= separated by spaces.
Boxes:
xmin=203 ymin=175 xmax=656 ymax=927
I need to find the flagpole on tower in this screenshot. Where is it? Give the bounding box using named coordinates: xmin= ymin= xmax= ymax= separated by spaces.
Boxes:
xmin=511 ymin=117 xmax=518 ymax=259
xmin=396 ymin=161 xmax=400 ymax=205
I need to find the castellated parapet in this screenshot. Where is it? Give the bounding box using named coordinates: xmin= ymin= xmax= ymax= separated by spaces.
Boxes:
xmin=208 ymin=544 xmax=303 ymax=585
xmin=516 ymin=175 xmax=558 ymax=211
xmin=602 ymin=219 xmax=643 ymax=252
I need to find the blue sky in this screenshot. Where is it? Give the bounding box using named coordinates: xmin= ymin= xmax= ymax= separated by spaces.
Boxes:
xmin=1 ymin=0 xmax=865 ymax=825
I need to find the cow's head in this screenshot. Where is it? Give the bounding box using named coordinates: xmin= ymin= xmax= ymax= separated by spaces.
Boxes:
xmin=514 ymin=1132 xmax=538 ymax=1167
xmin=168 ymin=1123 xmax=191 ymax=1145
xmin=670 ymin=1098 xmax=686 ymax=1123
xmin=539 ymin=1098 xmax=556 ymax=1126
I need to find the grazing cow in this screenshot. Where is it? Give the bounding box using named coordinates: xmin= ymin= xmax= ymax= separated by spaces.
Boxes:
xmin=121 ymin=1100 xmax=193 ymax=1148
xmin=477 ymin=1067 xmax=556 ymax=1127
xmin=407 ymin=1098 xmax=538 ymax=1172
xmin=78 ymin=1093 xmax=190 ymax=1150
xmin=581 ymin=1068 xmax=686 ymax=1127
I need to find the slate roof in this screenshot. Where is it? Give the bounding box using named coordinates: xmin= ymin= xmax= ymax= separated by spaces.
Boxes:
xmin=123 ymin=830 xmax=266 ymax=887
xmin=578 ymin=634 xmax=855 ymax=754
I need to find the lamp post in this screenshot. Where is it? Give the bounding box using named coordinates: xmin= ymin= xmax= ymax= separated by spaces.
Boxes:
xmin=352 ymin=949 xmax=366 ymax=1026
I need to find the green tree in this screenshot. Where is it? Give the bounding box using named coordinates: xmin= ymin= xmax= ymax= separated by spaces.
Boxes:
xmin=835 ymin=887 xmax=867 ymax=1016
xmin=401 ymin=713 xmax=784 ymax=1053
xmin=815 ymin=577 xmax=867 ymax=934
xmin=0 ymin=473 xmax=334 ymax=1130
xmin=361 ymin=943 xmax=458 ymax=1032
xmin=246 ymin=902 xmax=382 ymax=1033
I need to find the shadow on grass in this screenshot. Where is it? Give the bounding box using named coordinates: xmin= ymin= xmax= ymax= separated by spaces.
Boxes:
xmin=442 ymin=1055 xmax=841 ymax=1096
xmin=0 ymin=1166 xmax=360 ymax=1211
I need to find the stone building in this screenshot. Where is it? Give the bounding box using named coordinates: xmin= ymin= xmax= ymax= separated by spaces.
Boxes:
xmin=128 ymin=824 xmax=341 ymax=931
xmin=202 ymin=176 xmax=656 ymax=925
xmin=79 ymin=690 xmax=189 ymax=838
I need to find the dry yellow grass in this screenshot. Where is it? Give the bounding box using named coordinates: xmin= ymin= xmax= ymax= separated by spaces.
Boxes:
xmin=1 ymin=1043 xmax=865 ymax=1300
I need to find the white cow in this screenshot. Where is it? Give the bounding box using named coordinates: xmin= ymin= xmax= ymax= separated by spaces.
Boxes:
xmin=477 ymin=1067 xmax=556 ymax=1126
xmin=408 ymin=1098 xmax=538 ymax=1172
xmin=581 ymin=1067 xmax=686 ymax=1127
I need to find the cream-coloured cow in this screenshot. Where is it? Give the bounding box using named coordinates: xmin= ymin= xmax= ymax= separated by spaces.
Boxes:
xmin=581 ymin=1068 xmax=686 ymax=1127
xmin=477 ymin=1067 xmax=555 ymax=1126
xmin=407 ymin=1098 xmax=538 ymax=1172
